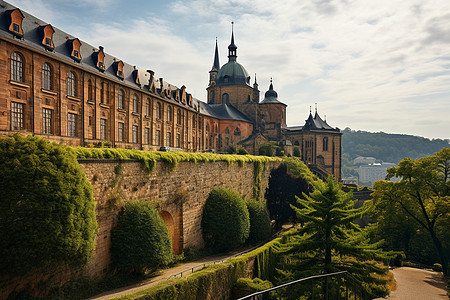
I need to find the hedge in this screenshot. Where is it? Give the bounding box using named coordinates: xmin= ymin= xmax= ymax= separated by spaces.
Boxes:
xmin=246 ymin=199 xmax=271 ymax=243
xmin=111 ymin=201 xmax=173 ymax=273
xmin=201 ymin=188 xmax=250 ymax=251
xmin=112 ymin=232 xmax=290 ymax=300
xmin=0 ymin=134 xmax=98 ymax=277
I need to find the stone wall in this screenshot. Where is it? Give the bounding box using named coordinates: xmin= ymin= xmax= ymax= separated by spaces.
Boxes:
xmin=79 ymin=159 xmax=281 ymax=278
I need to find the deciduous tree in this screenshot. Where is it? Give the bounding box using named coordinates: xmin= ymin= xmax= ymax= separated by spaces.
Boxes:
xmin=372 ymin=148 xmax=450 ymax=275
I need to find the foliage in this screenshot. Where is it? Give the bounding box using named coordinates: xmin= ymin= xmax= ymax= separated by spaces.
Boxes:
xmin=266 ymin=158 xmax=315 ymax=227
xmin=114 ymin=232 xmax=289 ymax=300
xmin=73 ymin=146 xmax=281 ymax=172
xmin=0 ymin=134 xmax=98 ymax=277
xmin=227 ymin=144 xmax=249 ymax=155
xmin=371 ymin=148 xmax=450 ymax=275
xmin=258 ymin=142 xmax=279 ymax=157
xmin=234 ymin=277 xmax=273 ymax=295
xmin=275 ymin=176 xmax=392 ymax=298
xmin=111 ymin=200 xmax=172 ymax=274
xmin=246 ymin=199 xmax=271 ymax=243
xmin=341 ymin=127 xmax=449 ymax=177
xmin=293 ymin=146 xmax=300 ymax=157
xmin=201 ymin=188 xmax=250 ymax=251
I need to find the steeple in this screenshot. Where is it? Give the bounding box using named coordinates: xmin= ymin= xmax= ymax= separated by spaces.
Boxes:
xmin=252 ymin=73 xmax=260 ymax=103
xmin=228 ymin=22 xmax=237 ymax=62
xmin=209 ymin=38 xmax=220 ymax=87
xmin=211 ymin=37 xmax=220 ymax=71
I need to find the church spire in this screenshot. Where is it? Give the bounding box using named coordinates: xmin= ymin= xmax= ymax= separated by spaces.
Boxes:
xmin=211 ymin=37 xmax=220 ymax=71
xmin=228 ymin=22 xmax=237 ymax=61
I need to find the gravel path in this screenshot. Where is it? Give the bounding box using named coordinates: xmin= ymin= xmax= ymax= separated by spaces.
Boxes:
xmin=385 ymin=267 xmax=448 ymax=299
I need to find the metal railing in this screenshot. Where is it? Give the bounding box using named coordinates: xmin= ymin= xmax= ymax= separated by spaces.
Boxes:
xmin=237 ymin=271 xmax=372 ymax=300
xmin=167 ymin=229 xmax=286 ymax=280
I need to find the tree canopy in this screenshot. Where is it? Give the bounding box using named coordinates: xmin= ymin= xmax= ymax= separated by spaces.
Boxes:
xmin=371 ymin=148 xmax=450 ymax=275
xmin=275 ymin=176 xmax=391 ymax=298
xmin=0 ymin=134 xmax=98 ymax=277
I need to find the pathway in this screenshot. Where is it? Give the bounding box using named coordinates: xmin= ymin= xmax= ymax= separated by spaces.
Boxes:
xmin=87 ymin=253 xmax=233 ymax=300
xmin=385 ymin=267 xmax=447 ymax=299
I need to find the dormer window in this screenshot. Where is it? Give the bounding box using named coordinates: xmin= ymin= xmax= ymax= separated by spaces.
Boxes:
xmin=133 ymin=69 xmax=140 ymax=86
xmin=114 ymin=60 xmax=124 ymax=79
xmin=93 ymin=46 xmax=106 ymax=72
xmin=68 ymin=38 xmax=82 ymax=62
xmin=8 ymin=9 xmax=24 ymax=38
xmin=40 ymin=24 xmax=55 ymax=50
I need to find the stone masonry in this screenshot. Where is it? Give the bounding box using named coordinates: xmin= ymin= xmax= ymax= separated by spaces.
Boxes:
xmin=79 ymin=159 xmax=281 ymax=278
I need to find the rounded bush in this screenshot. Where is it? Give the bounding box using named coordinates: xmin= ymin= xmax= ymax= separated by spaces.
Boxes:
xmin=111 ymin=200 xmax=172 ymax=273
xmin=0 ymin=134 xmax=98 ymax=276
xmin=246 ymin=199 xmax=271 ymax=242
xmin=201 ymin=188 xmax=250 ymax=251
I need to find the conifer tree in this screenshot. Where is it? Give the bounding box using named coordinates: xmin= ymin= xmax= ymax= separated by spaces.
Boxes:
xmin=275 ymin=176 xmax=392 ymax=298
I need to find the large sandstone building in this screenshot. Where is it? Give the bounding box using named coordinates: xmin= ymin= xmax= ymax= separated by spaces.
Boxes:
xmin=0 ymin=2 xmax=341 ymax=179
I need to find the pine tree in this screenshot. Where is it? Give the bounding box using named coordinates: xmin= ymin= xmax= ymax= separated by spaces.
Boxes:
xmin=275 ymin=176 xmax=392 ymax=298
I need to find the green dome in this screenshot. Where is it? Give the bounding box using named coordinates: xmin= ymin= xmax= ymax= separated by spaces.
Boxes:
xmin=216 ymin=61 xmax=251 ymax=86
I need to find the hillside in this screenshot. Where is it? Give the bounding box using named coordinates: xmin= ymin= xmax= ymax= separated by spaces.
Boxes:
xmin=341 ymin=128 xmax=449 ymax=177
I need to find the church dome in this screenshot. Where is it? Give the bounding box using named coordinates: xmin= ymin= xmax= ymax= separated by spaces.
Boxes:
xmin=260 ymin=80 xmax=285 ymax=105
xmin=216 ymin=61 xmax=251 ymax=86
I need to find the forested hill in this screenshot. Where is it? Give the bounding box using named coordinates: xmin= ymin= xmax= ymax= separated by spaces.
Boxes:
xmin=342 ymin=128 xmax=449 ymax=164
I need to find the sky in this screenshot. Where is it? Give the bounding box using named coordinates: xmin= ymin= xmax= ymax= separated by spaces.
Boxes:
xmin=8 ymin=0 xmax=450 ymax=140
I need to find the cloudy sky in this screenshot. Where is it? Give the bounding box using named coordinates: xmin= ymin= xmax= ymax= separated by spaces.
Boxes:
xmin=8 ymin=0 xmax=450 ymax=139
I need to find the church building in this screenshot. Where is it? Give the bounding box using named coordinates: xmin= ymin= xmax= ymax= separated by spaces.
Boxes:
xmin=0 ymin=1 xmax=341 ymax=179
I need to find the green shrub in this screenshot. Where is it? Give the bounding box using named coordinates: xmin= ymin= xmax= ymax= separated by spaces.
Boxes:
xmin=111 ymin=201 xmax=172 ymax=274
xmin=201 ymin=188 xmax=250 ymax=251
xmin=246 ymin=199 xmax=271 ymax=243
xmin=235 ymin=277 xmax=273 ymax=291
xmin=433 ymin=263 xmax=443 ymax=272
xmin=293 ymin=147 xmax=300 ymax=157
xmin=0 ymin=134 xmax=98 ymax=277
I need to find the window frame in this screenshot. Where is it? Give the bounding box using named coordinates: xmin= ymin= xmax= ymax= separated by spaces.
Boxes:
xmin=10 ymin=52 xmax=23 ymax=83
xmin=42 ymin=63 xmax=52 ymax=90
xmin=42 ymin=108 xmax=52 ymax=134
xmin=11 ymin=102 xmax=24 ymax=130
xmin=68 ymin=113 xmax=77 ymax=137
xmin=67 ymin=71 xmax=77 ymax=97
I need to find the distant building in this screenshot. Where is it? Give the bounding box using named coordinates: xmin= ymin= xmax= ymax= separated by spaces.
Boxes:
xmin=342 ymin=176 xmax=358 ymax=185
xmin=353 ymin=156 xmax=376 ymax=165
xmin=358 ymin=163 xmax=396 ymax=187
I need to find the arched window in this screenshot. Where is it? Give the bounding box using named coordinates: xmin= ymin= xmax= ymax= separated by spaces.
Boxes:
xmin=11 ymin=52 xmax=23 ymax=82
xmin=67 ymin=71 xmax=76 ymax=97
xmin=118 ymin=89 xmax=124 ymax=109
xmin=222 ymin=93 xmax=229 ymax=104
xmin=167 ymin=106 xmax=172 ymax=122
xmin=225 ymin=127 xmax=229 ymax=134
xmin=323 ymin=137 xmax=329 ymax=151
xmin=206 ymin=123 xmax=209 ymax=132
xmin=133 ymin=94 xmax=139 ymax=113
xmin=145 ymin=98 xmax=151 ymax=116
xmin=156 ymin=102 xmax=161 ymax=120
xmin=177 ymin=109 xmax=181 ymax=125
xmin=88 ymin=79 xmax=94 ymax=101
xmin=294 ymin=140 xmax=300 ymax=146
xmin=42 ymin=63 xmax=51 ymax=90
xmin=234 ymin=127 xmax=241 ymax=136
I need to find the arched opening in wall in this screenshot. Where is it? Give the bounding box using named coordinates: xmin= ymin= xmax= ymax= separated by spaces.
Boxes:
xmin=159 ymin=210 xmax=177 ymax=253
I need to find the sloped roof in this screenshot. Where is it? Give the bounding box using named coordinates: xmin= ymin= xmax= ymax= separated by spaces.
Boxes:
xmin=0 ymin=1 xmax=202 ymax=112
xmin=302 ymin=112 xmax=339 ymax=132
xmin=199 ymin=103 xmax=252 ymax=123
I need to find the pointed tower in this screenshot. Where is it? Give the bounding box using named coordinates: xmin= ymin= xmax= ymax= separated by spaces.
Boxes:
xmin=208 ymin=38 xmax=220 ymax=103
xmin=209 ymin=38 xmax=220 ymax=86
xmin=228 ymin=22 xmax=237 ymax=61
xmin=252 ymin=74 xmax=260 ymax=103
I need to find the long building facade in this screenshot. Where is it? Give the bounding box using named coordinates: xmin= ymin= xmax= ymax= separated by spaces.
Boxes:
xmin=0 ymin=1 xmax=341 ymax=179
